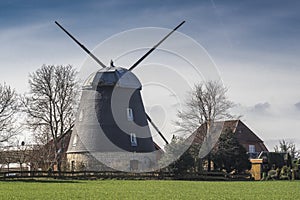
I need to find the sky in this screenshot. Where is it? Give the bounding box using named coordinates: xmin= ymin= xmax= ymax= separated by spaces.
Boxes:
xmin=1 ymin=0 xmax=300 ymax=150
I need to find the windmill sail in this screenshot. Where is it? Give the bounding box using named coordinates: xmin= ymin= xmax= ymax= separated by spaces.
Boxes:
xmin=146 ymin=113 xmax=169 ymax=144
xmin=55 ymin=21 xmax=107 ymax=68
xmin=129 ymin=21 xmax=185 ymax=71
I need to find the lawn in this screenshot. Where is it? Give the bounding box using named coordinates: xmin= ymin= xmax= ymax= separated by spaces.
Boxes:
xmin=0 ymin=179 xmax=299 ymax=199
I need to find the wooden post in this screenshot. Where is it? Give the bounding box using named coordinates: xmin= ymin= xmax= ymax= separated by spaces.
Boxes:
xmin=250 ymin=159 xmax=263 ymax=180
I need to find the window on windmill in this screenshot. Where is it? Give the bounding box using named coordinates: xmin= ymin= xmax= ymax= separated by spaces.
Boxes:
xmin=130 ymin=133 xmax=137 ymax=147
xmin=249 ymin=145 xmax=256 ymax=153
xmin=127 ymin=108 xmax=134 ymax=121
xmin=72 ymin=134 xmax=78 ymax=147
xmin=79 ymin=110 xmax=84 ymax=122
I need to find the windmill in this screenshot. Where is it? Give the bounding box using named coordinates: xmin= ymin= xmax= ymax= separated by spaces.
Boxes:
xmin=55 ymin=21 xmax=185 ymax=171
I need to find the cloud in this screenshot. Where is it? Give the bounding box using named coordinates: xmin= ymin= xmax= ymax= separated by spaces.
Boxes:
xmin=229 ymin=102 xmax=272 ymax=120
xmin=230 ymin=102 xmax=300 ymax=149
xmin=252 ymin=102 xmax=270 ymax=113
xmin=295 ymin=102 xmax=300 ymax=110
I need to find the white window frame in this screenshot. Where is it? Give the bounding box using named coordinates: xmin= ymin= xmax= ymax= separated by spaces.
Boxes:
xmin=130 ymin=133 xmax=137 ymax=147
xmin=249 ymin=145 xmax=255 ymax=153
xmin=79 ymin=109 xmax=84 ymax=122
xmin=72 ymin=134 xmax=78 ymax=147
xmin=127 ymin=108 xmax=134 ymax=121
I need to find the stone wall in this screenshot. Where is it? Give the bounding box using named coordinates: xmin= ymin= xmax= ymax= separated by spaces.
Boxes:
xmin=67 ymin=151 xmax=158 ymax=172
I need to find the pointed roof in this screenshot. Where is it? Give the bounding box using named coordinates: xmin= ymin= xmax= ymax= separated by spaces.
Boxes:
xmin=190 ymin=120 xmax=268 ymax=151
xmin=233 ymin=120 xmax=264 ymax=143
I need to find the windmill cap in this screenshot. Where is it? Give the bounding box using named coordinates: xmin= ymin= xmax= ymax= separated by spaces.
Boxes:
xmin=83 ymin=67 xmax=142 ymax=89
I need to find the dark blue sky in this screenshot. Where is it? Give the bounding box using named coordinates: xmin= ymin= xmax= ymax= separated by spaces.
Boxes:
xmin=1 ymin=0 xmax=300 ymax=148
xmin=1 ymin=0 xmax=299 ymax=62
xmin=1 ymin=0 xmax=299 ymax=45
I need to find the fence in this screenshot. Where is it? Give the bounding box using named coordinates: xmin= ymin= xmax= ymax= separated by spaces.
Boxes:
xmin=0 ymin=170 xmax=247 ymax=181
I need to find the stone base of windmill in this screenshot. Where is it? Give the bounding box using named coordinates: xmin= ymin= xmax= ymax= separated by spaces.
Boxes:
xmin=67 ymin=151 xmax=158 ymax=172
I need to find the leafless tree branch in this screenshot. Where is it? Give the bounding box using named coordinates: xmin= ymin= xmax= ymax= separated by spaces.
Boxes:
xmin=0 ymin=83 xmax=19 ymax=144
xmin=22 ymin=65 xmax=79 ymax=171
xmin=175 ymin=80 xmax=234 ymax=134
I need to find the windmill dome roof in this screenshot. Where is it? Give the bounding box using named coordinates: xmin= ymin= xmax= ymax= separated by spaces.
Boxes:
xmin=83 ymin=67 xmax=141 ymax=89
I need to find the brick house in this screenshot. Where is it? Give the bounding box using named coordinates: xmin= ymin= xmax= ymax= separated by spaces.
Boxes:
xmin=191 ymin=120 xmax=268 ymax=159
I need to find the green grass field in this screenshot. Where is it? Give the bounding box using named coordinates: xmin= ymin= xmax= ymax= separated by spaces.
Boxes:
xmin=0 ymin=179 xmax=299 ymax=199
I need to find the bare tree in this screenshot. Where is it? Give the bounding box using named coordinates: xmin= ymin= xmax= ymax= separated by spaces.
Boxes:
xmin=175 ymin=80 xmax=234 ymax=134
xmin=274 ymin=139 xmax=298 ymax=159
xmin=22 ymin=64 xmax=79 ymax=172
xmin=0 ymin=83 xmax=19 ymax=144
xmin=175 ymin=80 xmax=234 ymax=171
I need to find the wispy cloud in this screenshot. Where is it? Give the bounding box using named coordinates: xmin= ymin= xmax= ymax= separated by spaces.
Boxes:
xmin=252 ymin=102 xmax=271 ymax=113
xmin=231 ymin=102 xmax=271 ymax=117
xmin=295 ymin=102 xmax=300 ymax=110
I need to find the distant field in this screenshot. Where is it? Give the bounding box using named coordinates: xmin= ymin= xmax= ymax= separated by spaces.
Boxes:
xmin=0 ymin=179 xmax=299 ymax=199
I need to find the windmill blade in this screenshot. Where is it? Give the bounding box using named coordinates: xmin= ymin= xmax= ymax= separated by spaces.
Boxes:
xmin=128 ymin=21 xmax=185 ymax=71
xmin=146 ymin=113 xmax=169 ymax=144
xmin=55 ymin=21 xmax=107 ymax=68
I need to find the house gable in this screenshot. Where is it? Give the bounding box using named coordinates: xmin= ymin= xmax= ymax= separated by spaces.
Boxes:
xmin=234 ymin=120 xmax=268 ymax=153
xmin=190 ymin=120 xmax=268 ymax=155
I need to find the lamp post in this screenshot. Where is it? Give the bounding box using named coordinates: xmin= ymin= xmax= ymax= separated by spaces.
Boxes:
xmin=20 ymin=141 xmax=25 ymax=173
